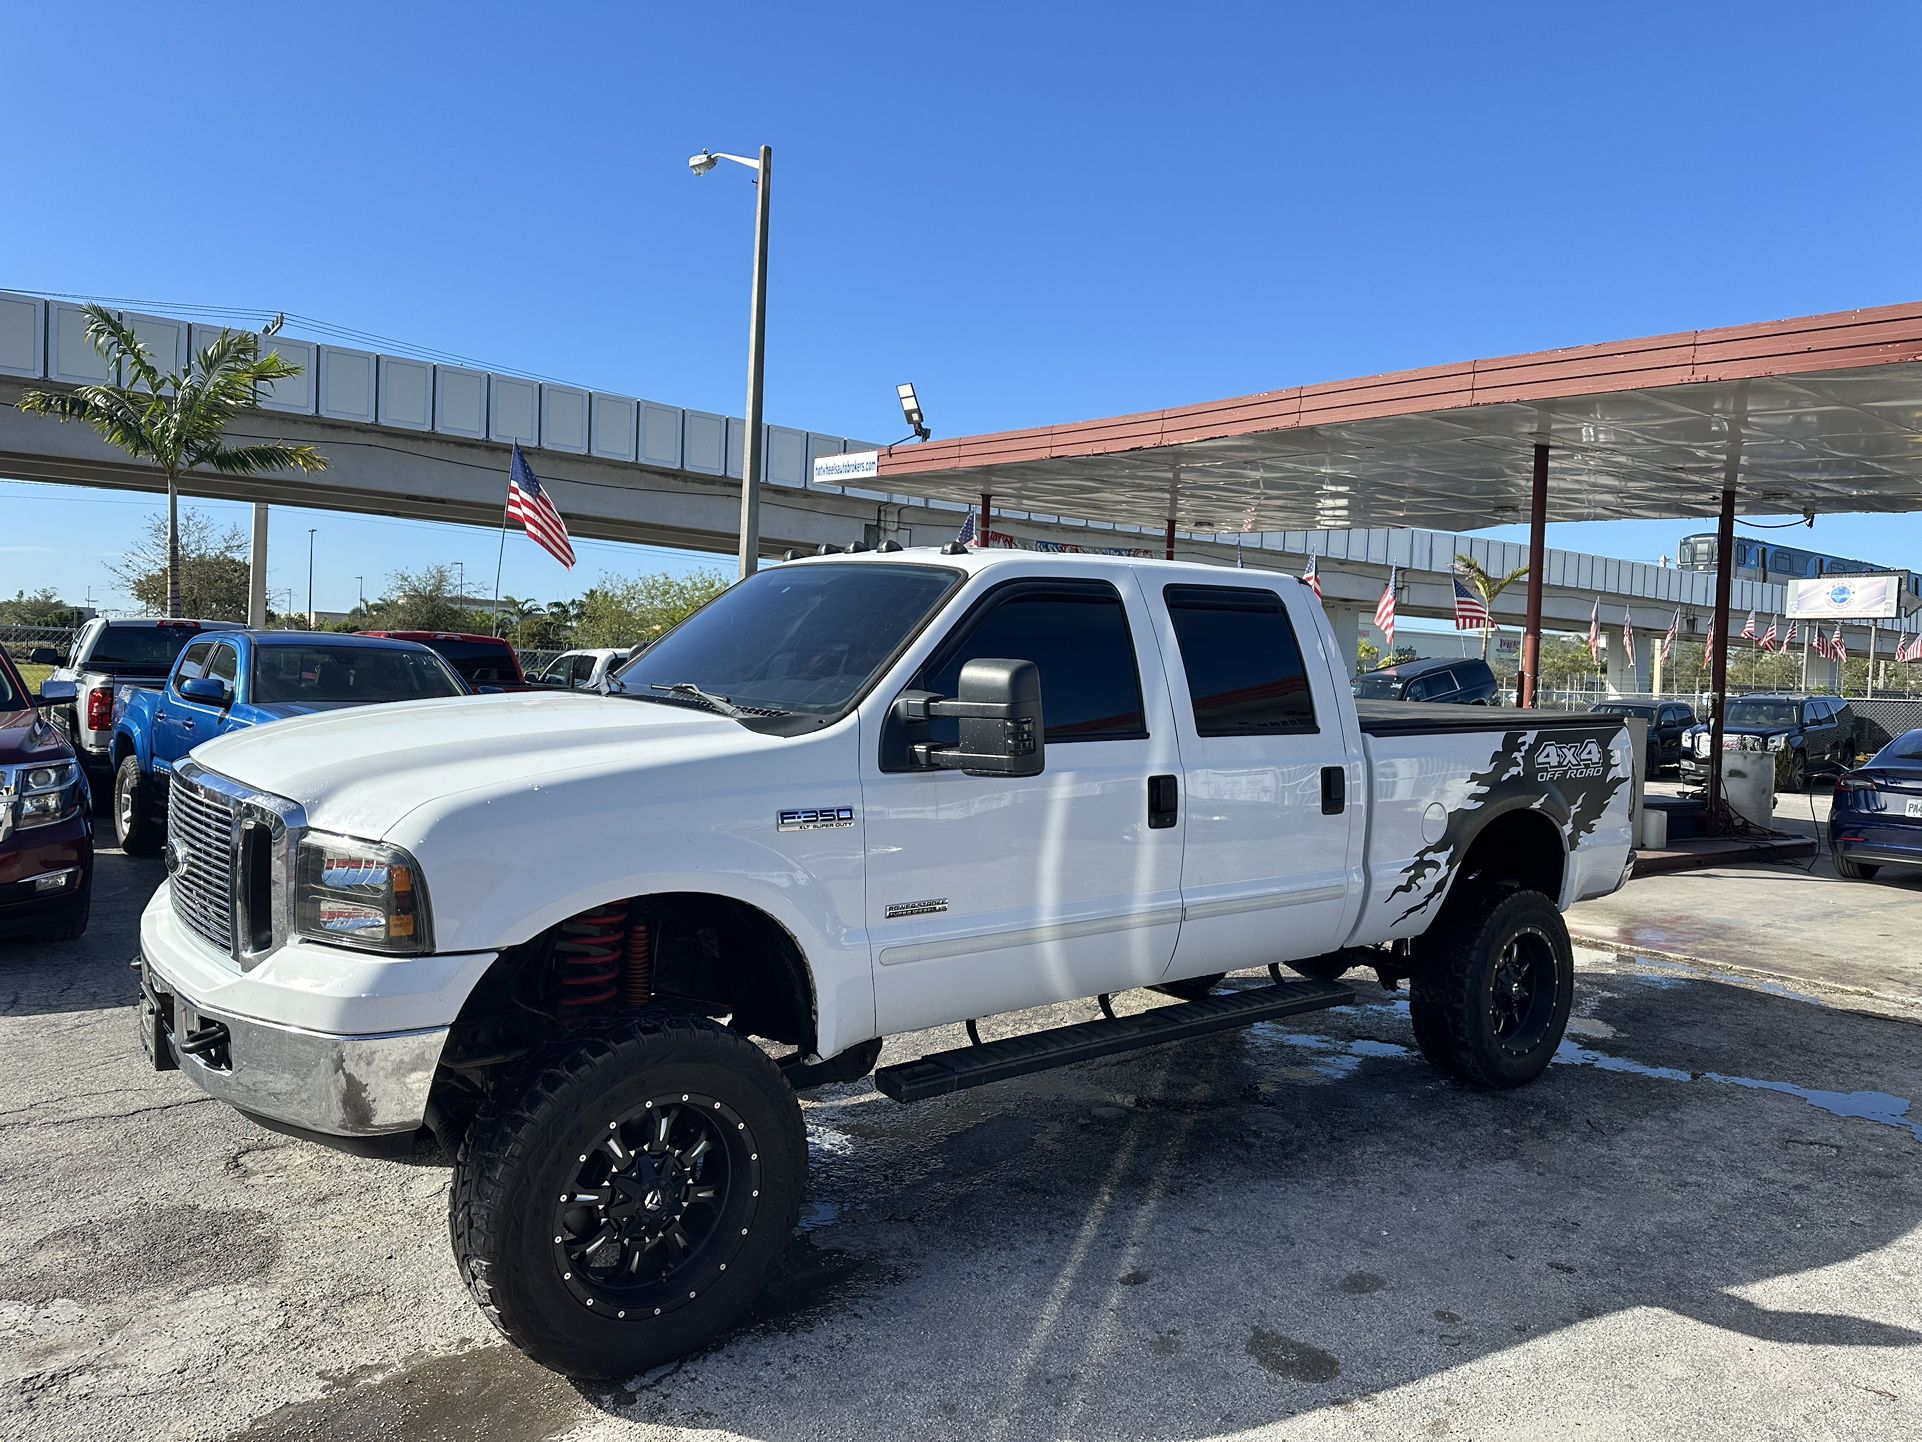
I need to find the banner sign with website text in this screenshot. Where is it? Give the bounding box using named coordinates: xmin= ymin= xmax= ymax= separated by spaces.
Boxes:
xmin=811 ymin=450 xmax=880 ymax=485
xmin=1783 ymin=573 xmax=1901 ymax=620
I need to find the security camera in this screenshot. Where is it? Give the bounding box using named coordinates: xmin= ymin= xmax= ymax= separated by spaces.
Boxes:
xmin=688 ymin=151 xmax=718 ymax=177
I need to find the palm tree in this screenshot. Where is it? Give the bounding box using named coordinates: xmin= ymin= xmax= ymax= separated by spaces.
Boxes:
xmin=18 ymin=306 xmax=327 ymax=617
xmin=1454 ymin=554 xmax=1531 ymax=659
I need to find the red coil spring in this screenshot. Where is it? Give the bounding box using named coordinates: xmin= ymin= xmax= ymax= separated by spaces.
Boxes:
xmin=556 ymin=903 xmax=627 ymax=1016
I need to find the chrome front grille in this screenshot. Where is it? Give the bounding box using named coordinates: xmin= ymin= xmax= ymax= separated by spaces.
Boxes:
xmin=169 ymin=775 xmax=237 ymax=954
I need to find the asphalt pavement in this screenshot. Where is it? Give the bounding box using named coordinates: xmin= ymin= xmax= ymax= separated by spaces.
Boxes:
xmin=2 ymin=842 xmax=1918 ymax=1442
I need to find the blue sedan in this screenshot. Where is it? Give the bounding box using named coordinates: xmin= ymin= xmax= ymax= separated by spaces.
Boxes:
xmin=1829 ymin=728 xmax=1922 ymax=880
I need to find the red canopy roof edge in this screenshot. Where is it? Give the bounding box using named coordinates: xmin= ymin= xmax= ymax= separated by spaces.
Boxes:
xmin=877 ymin=299 xmax=1922 ymax=479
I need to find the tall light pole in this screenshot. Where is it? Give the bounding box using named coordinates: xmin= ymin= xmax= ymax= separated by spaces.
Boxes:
xmin=690 ymin=145 xmax=772 ymax=579
xmin=306 ymin=527 xmax=317 ymax=628
xmin=355 ymin=575 xmax=365 ymax=614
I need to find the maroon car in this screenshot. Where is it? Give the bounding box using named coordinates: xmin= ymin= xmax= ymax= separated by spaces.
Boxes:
xmin=0 ymin=648 xmax=92 ymax=941
xmin=355 ymin=630 xmax=535 ymax=690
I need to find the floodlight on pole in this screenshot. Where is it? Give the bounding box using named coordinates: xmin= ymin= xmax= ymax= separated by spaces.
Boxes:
xmin=690 ymin=143 xmax=773 ymax=579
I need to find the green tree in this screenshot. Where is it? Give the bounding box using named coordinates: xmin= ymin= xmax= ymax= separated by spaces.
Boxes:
xmin=109 ymin=512 xmax=252 ymax=619
xmin=367 ymin=564 xmax=471 ymax=632
xmin=573 ymin=571 xmax=730 ymax=648
xmin=0 ymin=588 xmax=85 ymax=626
xmin=17 ymin=306 xmax=327 ymax=617
xmin=1453 ymin=555 xmax=1530 ymax=658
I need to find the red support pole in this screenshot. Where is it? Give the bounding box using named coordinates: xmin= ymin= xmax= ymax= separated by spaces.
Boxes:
xmin=1518 ymin=444 xmax=1549 ymax=707
xmin=1164 ymin=519 xmax=1176 ymax=561
xmin=1705 ymin=483 xmax=1738 ymax=826
xmin=979 ymin=492 xmax=992 ymax=548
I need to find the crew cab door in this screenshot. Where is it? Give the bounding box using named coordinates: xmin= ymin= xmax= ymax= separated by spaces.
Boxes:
xmin=861 ymin=573 xmax=1185 ymax=1035
xmin=154 ymin=640 xmax=218 ymax=771
xmin=1146 ymin=579 xmax=1365 ymax=974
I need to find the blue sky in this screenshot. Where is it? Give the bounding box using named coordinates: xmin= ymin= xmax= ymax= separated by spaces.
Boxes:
xmin=5 ymin=2 xmax=1922 ymax=618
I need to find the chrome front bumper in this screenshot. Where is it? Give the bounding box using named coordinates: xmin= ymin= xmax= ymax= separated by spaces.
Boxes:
xmin=138 ymin=950 xmax=447 ymax=1138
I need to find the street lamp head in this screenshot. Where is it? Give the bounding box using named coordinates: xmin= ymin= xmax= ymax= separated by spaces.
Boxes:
xmin=688 ymin=150 xmax=719 ymax=177
xmin=897 ymin=382 xmax=930 ymax=442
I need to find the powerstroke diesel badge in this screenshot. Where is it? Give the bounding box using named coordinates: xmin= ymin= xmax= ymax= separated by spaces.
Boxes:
xmin=1534 ymin=737 xmax=1605 ymax=780
xmin=777 ymin=806 xmax=855 ymax=832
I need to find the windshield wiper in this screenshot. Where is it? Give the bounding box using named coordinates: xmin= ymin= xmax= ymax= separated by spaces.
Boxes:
xmin=646 ymin=681 xmax=749 ymax=719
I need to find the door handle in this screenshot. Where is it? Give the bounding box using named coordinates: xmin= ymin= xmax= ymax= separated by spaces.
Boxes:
xmin=1148 ymin=774 xmax=1179 ymax=829
xmin=182 ymin=718 xmax=195 ymax=731
xmin=1320 ymin=766 xmax=1346 ymax=815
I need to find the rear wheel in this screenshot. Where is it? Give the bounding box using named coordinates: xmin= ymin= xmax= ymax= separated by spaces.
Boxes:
xmin=113 ymin=756 xmax=162 ymax=856
xmin=1408 ymin=889 xmax=1573 ymax=1089
xmin=451 ymin=1012 xmax=806 ymax=1378
xmin=1833 ymin=853 xmax=1880 ymax=881
xmin=1785 ymin=748 xmax=1807 ymax=792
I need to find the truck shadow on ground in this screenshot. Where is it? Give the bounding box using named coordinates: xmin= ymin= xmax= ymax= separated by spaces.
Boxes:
xmin=580 ymin=969 xmax=1921 ymax=1439
xmin=0 ymin=847 xmax=159 ymax=1017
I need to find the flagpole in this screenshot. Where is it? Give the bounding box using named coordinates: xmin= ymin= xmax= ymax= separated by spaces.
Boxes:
xmin=490 ymin=453 xmax=515 ymax=639
xmin=1801 ymin=624 xmax=1809 ymax=692
xmin=1867 ymin=621 xmax=1876 ymax=700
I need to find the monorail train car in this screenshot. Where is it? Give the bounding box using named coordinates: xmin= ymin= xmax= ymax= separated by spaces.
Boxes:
xmin=1677 ymin=533 xmax=1922 ymax=601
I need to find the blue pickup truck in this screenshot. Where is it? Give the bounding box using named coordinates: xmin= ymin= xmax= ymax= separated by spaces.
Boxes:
xmin=109 ymin=630 xmax=468 ymax=854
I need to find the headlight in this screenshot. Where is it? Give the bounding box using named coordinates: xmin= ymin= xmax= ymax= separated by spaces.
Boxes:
xmin=294 ymin=832 xmax=431 ymax=954
xmin=17 ymin=760 xmax=80 ymax=830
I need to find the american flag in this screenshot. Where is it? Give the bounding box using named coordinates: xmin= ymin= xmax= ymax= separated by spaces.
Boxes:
xmin=955 ymin=509 xmax=978 ymax=547
xmin=1586 ymin=599 xmax=1602 ymax=664
xmin=1760 ymin=615 xmax=1779 ymax=652
xmin=1374 ymin=567 xmax=1397 ymax=650
xmin=1740 ymin=610 xmax=1756 ymax=641
xmin=1703 ymin=621 xmax=1715 ymax=667
xmin=1451 ymin=572 xmax=1488 ymax=631
xmin=1830 ymin=621 xmax=1847 ymax=663
xmin=1785 ymin=617 xmax=1800 ymax=648
xmin=1660 ymin=607 xmax=1680 ymax=662
xmin=1622 ymin=603 xmax=1634 ymax=655
xmin=1901 ymin=632 xmax=1918 ymax=664
xmin=1303 ymin=554 xmax=1322 ymax=600
xmin=506 ymin=444 xmax=576 ymax=569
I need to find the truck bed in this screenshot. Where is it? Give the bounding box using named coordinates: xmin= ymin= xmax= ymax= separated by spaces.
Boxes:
xmin=1355 ymin=701 xmax=1617 ymax=736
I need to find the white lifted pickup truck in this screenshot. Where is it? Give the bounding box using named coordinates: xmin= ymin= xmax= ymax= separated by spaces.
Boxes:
xmin=135 ymin=547 xmax=1639 ymax=1376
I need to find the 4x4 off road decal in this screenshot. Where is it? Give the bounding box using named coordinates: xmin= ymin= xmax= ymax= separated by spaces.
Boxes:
xmin=1387 ymin=726 xmax=1630 ymax=926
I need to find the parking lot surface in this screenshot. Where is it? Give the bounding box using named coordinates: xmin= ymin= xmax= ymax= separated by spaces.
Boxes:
xmin=3 ymin=845 xmax=1919 ymax=1442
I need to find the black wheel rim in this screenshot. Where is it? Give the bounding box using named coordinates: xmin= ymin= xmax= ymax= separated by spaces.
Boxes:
xmin=1486 ymin=927 xmax=1559 ymax=1055
xmin=551 ymin=1092 xmax=760 ymax=1318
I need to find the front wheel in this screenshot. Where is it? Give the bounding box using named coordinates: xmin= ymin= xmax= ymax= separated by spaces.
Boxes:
xmin=113 ymin=756 xmax=162 ymax=856
xmin=1408 ymin=889 xmax=1573 ymax=1089
xmin=451 ymin=1012 xmax=807 ymax=1378
xmin=1785 ymin=749 xmax=1807 ymax=793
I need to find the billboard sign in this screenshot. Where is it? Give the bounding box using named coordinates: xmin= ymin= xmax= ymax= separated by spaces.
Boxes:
xmin=1783 ymin=573 xmax=1902 ymax=620
xmin=811 ymin=449 xmax=880 ymax=485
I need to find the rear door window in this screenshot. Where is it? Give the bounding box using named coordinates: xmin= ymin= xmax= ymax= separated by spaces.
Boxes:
xmin=1162 ymin=584 xmax=1317 ymax=735
xmin=205 ymin=643 xmax=239 ymax=688
xmin=915 ymin=582 xmax=1146 ymax=743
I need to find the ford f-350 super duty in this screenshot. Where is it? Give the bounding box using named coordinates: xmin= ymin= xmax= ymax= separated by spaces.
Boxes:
xmin=133 ymin=549 xmax=1640 ymax=1376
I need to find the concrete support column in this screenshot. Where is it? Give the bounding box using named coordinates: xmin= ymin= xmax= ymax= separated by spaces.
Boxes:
xmin=248 ymin=502 xmax=268 ymax=626
xmin=1604 ymin=629 xmax=1654 ymax=696
xmin=1328 ymin=607 xmax=1363 ymax=677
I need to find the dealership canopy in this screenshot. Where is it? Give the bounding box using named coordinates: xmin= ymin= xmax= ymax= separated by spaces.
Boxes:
xmin=872 ymin=301 xmax=1922 ymax=534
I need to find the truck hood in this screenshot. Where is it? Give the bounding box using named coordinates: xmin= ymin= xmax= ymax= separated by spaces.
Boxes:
xmin=0 ymin=707 xmax=75 ymax=765
xmin=188 ymin=691 xmax=748 ymax=839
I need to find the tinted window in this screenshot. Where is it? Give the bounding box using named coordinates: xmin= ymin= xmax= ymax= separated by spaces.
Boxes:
xmin=917 ymin=584 xmax=1146 ymax=742
xmin=88 ymin=624 xmax=213 ymax=675
xmin=252 ymin=645 xmax=466 ymax=704
xmin=1163 ymin=585 xmax=1316 ymax=736
xmin=569 ymin=654 xmax=598 ymax=688
xmin=416 ymin=639 xmax=520 ymax=685
xmin=617 ymin=563 xmax=961 ymax=717
xmin=205 ymin=644 xmax=239 ymax=687
xmin=1405 ymin=675 xmax=1438 ymax=702
xmin=174 ymin=641 xmax=215 ymax=686
xmin=1351 ymin=671 xmax=1406 ymax=699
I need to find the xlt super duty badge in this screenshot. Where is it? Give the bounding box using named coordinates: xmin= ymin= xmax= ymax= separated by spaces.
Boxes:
xmin=778 ymin=806 xmax=855 ymax=832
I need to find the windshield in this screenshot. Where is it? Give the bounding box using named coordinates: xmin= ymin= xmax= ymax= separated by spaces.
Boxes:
xmin=0 ymin=653 xmax=20 ymax=709
xmin=1726 ymin=700 xmax=1799 ymax=728
xmin=252 ymin=645 xmax=467 ymax=704
xmin=83 ymin=624 xmax=212 ymax=675
xmin=611 ymin=562 xmax=961 ymax=717
xmin=1351 ymin=672 xmax=1406 ymax=699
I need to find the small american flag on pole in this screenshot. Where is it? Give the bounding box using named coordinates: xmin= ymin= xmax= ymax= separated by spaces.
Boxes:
xmin=1785 ymin=617 xmax=1800 ymax=648
xmin=506 ymin=444 xmax=576 ymax=569
xmin=1303 ymin=554 xmax=1322 ymax=600
xmin=1451 ymin=572 xmax=1488 ymax=631
xmin=1740 ymin=610 xmax=1757 ymax=641
xmin=1830 ymin=621 xmax=1847 ymax=663
xmin=954 ymin=509 xmax=978 ymax=547
xmin=1622 ymin=603 xmax=1634 ymax=655
xmin=1660 ymin=607 xmax=1680 ymax=662
xmin=1760 ymin=615 xmax=1779 ymax=652
xmin=1586 ymin=599 xmax=1602 ymax=664
xmin=1374 ymin=567 xmax=1397 ymax=650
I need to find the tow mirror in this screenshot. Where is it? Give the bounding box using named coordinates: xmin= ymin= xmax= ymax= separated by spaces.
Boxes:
xmin=179 ymin=677 xmax=232 ymax=707
xmin=27 ymin=646 xmax=61 ymax=666
xmin=898 ymin=658 xmax=1045 ymax=778
xmin=33 ymin=677 xmax=76 ymax=706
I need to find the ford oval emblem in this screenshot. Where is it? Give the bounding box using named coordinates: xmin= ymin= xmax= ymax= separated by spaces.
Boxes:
xmin=164 ymin=838 xmax=190 ymax=879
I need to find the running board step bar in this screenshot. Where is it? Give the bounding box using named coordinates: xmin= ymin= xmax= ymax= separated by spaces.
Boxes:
xmin=874 ymin=977 xmax=1356 ymax=1102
